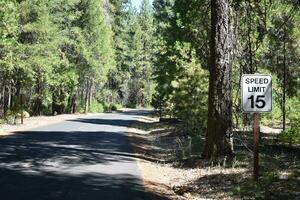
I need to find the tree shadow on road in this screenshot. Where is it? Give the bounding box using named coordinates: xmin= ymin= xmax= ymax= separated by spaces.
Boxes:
xmin=0 ymin=127 xmax=169 ymax=199
xmin=67 ymin=118 xmax=137 ymax=127
xmin=0 ymin=166 xmax=169 ymax=200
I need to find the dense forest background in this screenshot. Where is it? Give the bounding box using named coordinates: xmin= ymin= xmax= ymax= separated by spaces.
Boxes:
xmin=0 ymin=0 xmax=299 ymax=144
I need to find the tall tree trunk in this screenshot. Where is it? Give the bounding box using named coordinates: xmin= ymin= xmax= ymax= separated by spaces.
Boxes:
xmin=88 ymin=80 xmax=93 ymax=109
xmin=80 ymin=88 xmax=84 ymax=109
xmin=0 ymin=80 xmax=4 ymax=117
xmin=203 ymin=0 xmax=234 ymax=158
xmin=282 ymin=26 xmax=286 ymax=132
xmin=70 ymin=94 xmax=77 ymax=114
xmin=34 ymin=79 xmax=42 ymax=116
xmin=7 ymin=81 xmax=12 ymax=110
xmin=84 ymin=79 xmax=89 ymax=113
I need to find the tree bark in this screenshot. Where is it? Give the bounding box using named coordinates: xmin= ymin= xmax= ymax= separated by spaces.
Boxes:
xmin=34 ymin=79 xmax=42 ymax=116
xmin=84 ymin=79 xmax=89 ymax=113
xmin=203 ymin=0 xmax=234 ymax=158
xmin=88 ymin=80 xmax=93 ymax=109
xmin=282 ymin=26 xmax=286 ymax=131
xmin=70 ymin=94 xmax=77 ymax=114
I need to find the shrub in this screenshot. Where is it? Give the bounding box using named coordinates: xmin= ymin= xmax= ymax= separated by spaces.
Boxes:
xmin=103 ymin=103 xmax=110 ymax=112
xmin=279 ymin=122 xmax=300 ymax=144
xmin=89 ymin=101 xmax=104 ymax=113
xmin=110 ymin=104 xmax=117 ymax=111
xmin=280 ymin=94 xmax=300 ymax=145
xmin=4 ymin=110 xmax=17 ymax=124
xmin=104 ymin=103 xmax=121 ymax=112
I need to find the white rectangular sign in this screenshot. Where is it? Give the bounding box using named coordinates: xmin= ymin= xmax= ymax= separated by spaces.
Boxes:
xmin=242 ymin=74 xmax=272 ymax=112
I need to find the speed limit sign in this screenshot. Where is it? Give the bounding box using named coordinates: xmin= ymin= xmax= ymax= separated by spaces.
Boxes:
xmin=241 ymin=74 xmax=272 ymax=113
xmin=241 ymin=74 xmax=272 ymax=181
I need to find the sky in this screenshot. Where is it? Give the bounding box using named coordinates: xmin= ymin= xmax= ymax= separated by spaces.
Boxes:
xmin=131 ymin=0 xmax=153 ymax=8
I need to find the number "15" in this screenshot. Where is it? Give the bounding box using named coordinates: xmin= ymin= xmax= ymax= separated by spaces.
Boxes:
xmin=248 ymin=95 xmax=266 ymax=109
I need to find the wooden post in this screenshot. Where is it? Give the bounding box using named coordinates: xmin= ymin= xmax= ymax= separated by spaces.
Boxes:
xmin=253 ymin=113 xmax=260 ymax=181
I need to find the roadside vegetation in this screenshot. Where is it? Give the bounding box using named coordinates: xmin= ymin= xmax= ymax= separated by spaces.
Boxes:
xmin=1 ymin=1 xmax=299 ymax=138
xmin=0 ymin=0 xmax=155 ymax=123
xmin=0 ymin=0 xmax=299 ymax=199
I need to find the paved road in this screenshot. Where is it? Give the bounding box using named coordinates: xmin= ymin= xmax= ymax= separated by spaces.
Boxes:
xmin=0 ymin=110 xmax=161 ymax=200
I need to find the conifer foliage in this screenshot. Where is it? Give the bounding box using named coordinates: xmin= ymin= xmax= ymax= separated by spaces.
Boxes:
xmin=0 ymin=0 xmax=156 ymax=116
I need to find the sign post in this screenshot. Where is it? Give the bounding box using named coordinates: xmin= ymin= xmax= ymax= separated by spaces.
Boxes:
xmin=253 ymin=112 xmax=260 ymax=181
xmin=241 ymin=74 xmax=272 ymax=181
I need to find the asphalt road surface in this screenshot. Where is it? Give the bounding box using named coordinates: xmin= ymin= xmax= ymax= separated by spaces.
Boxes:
xmin=0 ymin=110 xmax=163 ymax=200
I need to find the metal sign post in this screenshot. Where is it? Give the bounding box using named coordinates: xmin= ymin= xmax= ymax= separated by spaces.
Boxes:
xmin=241 ymin=74 xmax=272 ymax=181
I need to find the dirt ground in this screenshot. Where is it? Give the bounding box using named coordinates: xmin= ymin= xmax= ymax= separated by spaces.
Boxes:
xmin=128 ymin=115 xmax=300 ymax=200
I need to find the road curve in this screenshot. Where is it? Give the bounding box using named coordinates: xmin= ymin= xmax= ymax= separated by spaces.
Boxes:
xmin=0 ymin=110 xmax=162 ymax=200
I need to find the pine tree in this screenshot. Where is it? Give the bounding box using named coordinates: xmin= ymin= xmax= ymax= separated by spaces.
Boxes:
xmin=203 ymin=0 xmax=234 ymax=158
xmin=263 ymin=1 xmax=300 ymax=131
xmin=17 ymin=0 xmax=60 ymax=115
xmin=106 ymin=0 xmax=132 ymax=105
xmin=0 ymin=0 xmax=20 ymax=116
xmin=136 ymin=0 xmax=155 ymax=106
xmin=152 ymin=0 xmax=209 ymax=131
xmin=50 ymin=0 xmax=116 ymax=113
xmin=152 ymin=0 xmax=176 ymax=114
